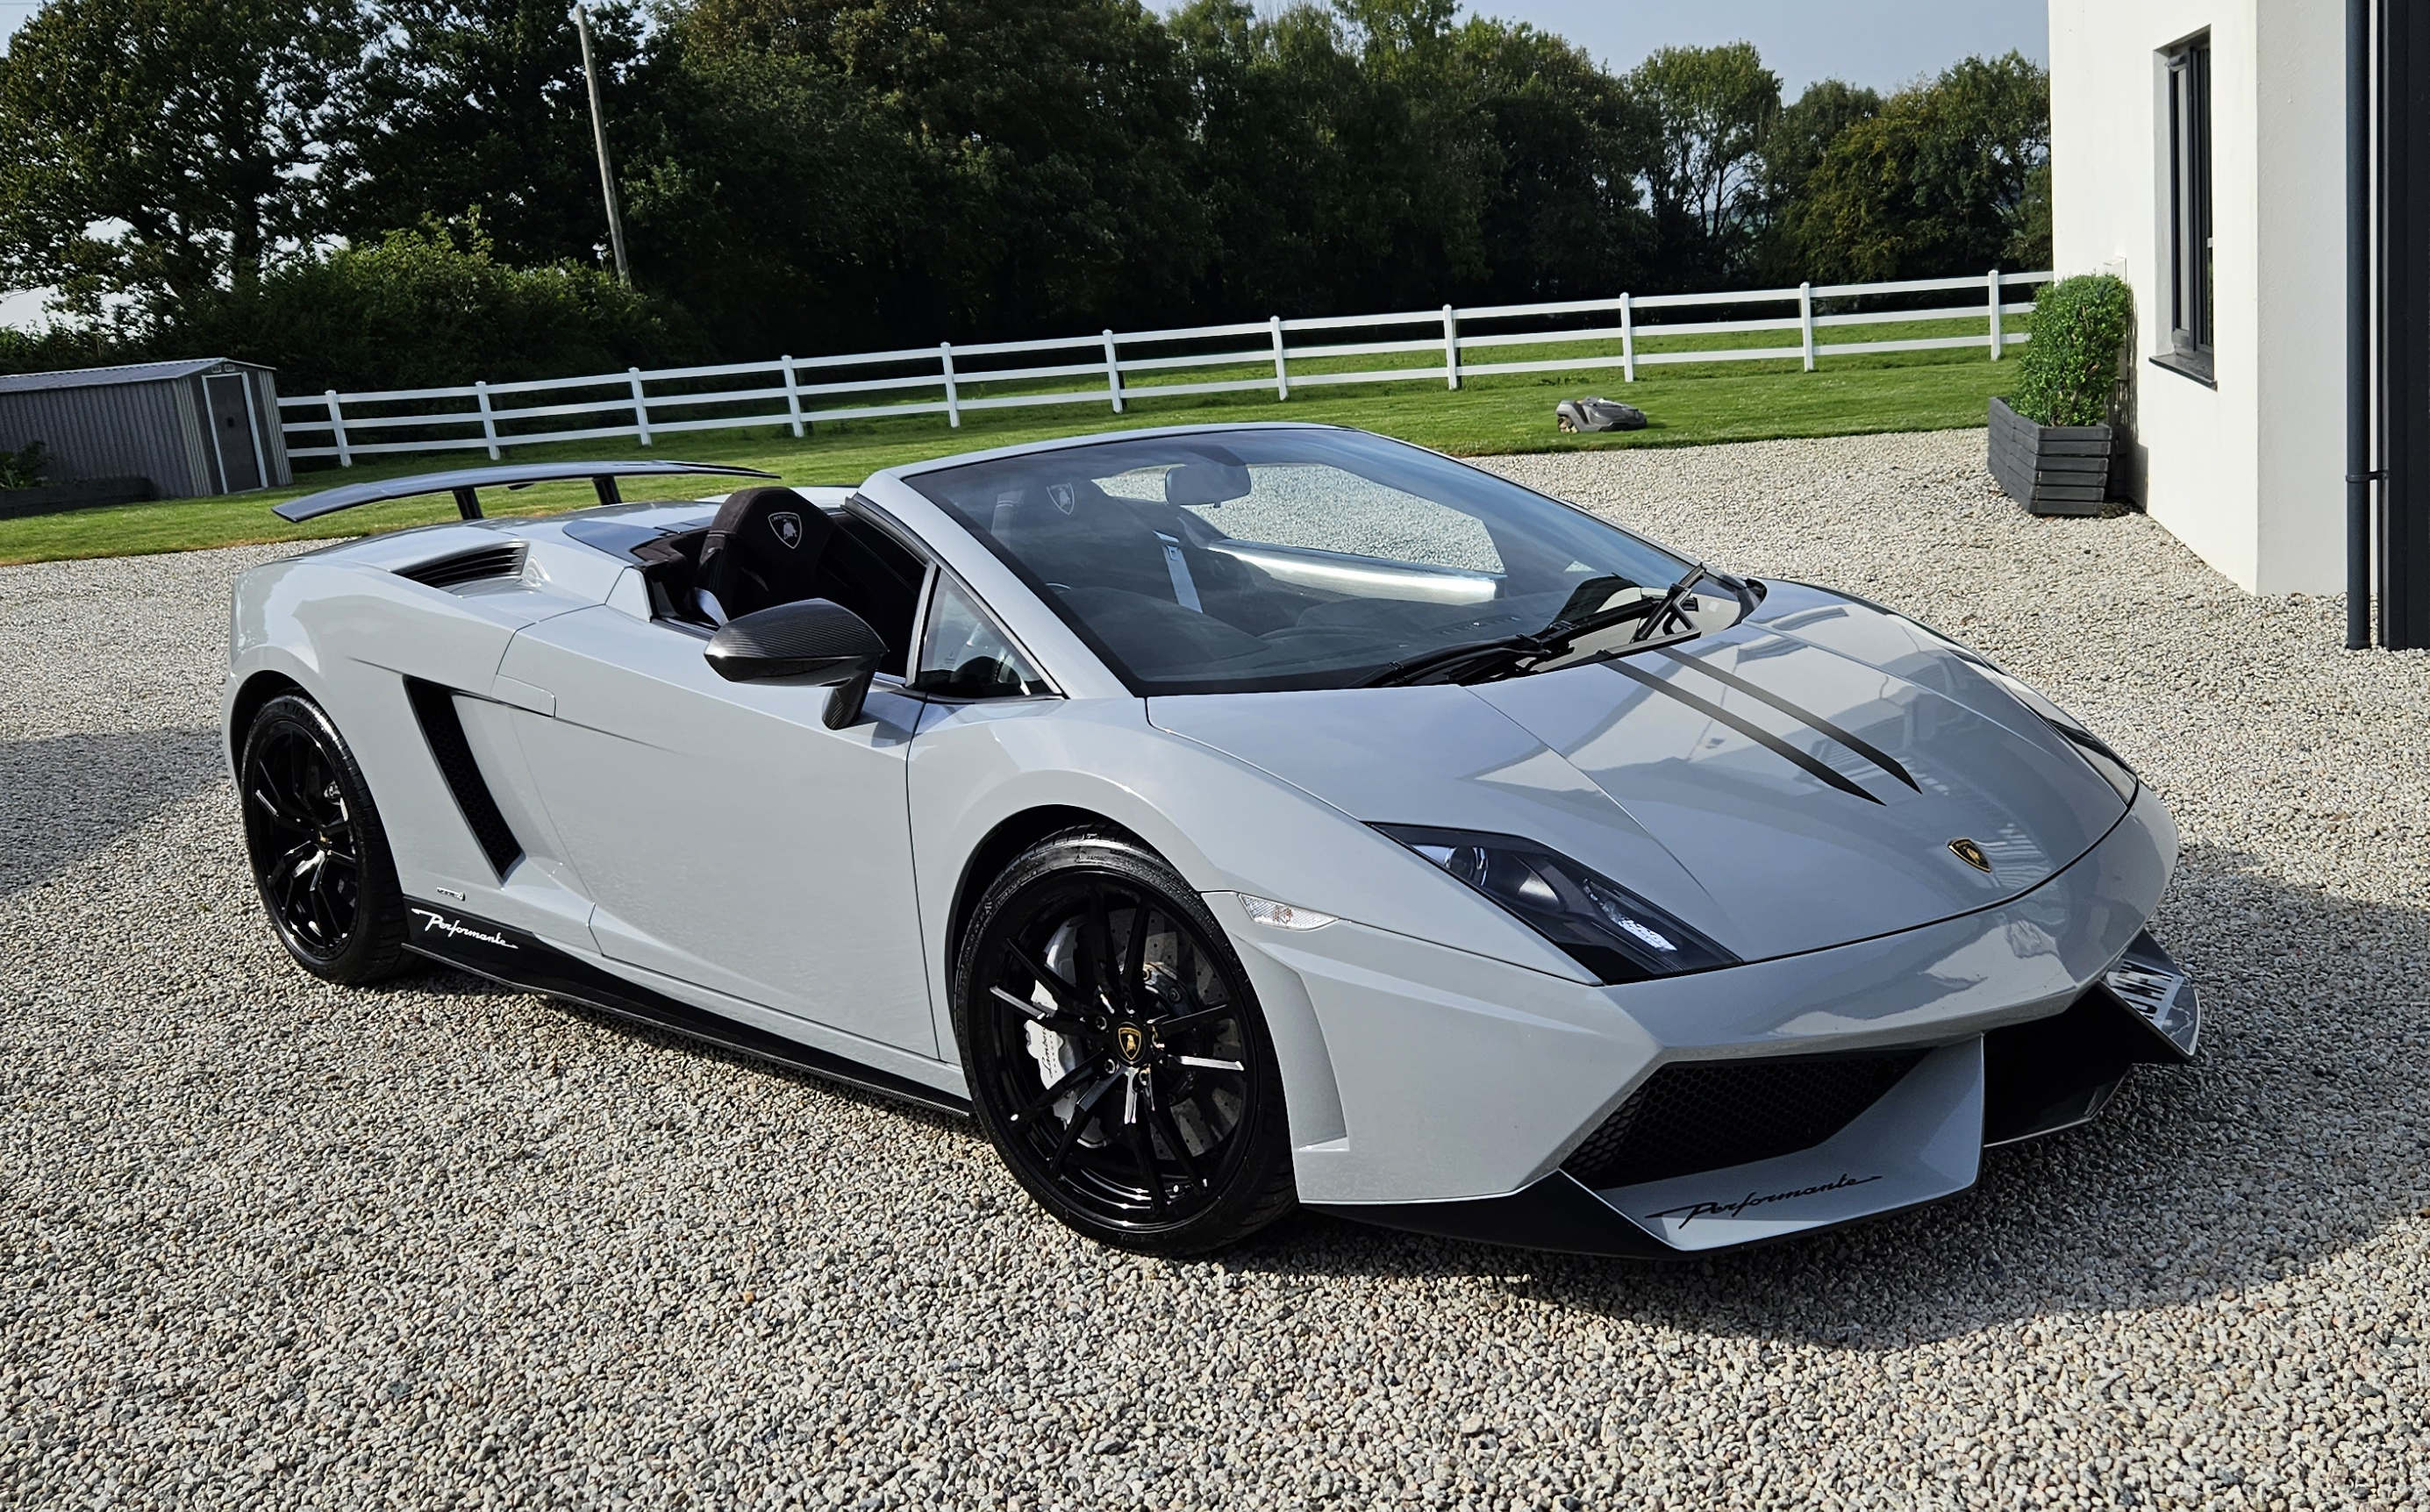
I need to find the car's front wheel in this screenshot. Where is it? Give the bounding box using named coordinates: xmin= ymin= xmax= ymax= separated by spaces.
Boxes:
xmin=954 ymin=830 xmax=1297 ymax=1255
xmin=238 ymin=691 xmax=407 ymax=984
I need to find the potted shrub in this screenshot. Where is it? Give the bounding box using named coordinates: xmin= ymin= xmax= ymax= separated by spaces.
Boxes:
xmin=1990 ymin=274 xmax=2133 ymax=517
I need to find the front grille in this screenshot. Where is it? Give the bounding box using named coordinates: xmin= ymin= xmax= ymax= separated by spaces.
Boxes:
xmin=1562 ymin=1049 xmax=1928 ymax=1190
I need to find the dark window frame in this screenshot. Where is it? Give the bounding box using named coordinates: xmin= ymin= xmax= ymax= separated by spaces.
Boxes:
xmin=2160 ymin=34 xmax=2215 ymax=382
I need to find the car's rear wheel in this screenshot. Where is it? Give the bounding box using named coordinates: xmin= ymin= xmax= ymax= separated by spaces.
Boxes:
xmin=238 ymin=692 xmax=407 ymax=984
xmin=954 ymin=831 xmax=1296 ymax=1255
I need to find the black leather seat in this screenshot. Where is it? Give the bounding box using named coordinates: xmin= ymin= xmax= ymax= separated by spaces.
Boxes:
xmin=695 ymin=486 xmax=836 ymax=622
xmin=990 ymin=479 xmax=1181 ymax=603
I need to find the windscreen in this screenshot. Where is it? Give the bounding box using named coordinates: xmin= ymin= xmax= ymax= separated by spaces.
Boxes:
xmin=908 ymin=429 xmax=1698 ymax=695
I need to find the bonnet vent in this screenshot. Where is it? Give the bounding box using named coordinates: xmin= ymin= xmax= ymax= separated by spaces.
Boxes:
xmin=397 ymin=542 xmax=527 ymax=590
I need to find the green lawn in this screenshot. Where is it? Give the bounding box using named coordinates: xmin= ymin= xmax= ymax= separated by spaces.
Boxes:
xmin=0 ymin=339 xmax=2014 ymax=565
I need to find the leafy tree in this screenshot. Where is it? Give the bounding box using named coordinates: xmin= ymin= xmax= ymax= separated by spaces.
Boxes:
xmin=0 ymin=0 xmax=364 ymax=324
xmin=1749 ymin=78 xmax=1879 ymax=276
xmin=1787 ymin=52 xmax=2049 ymax=282
xmin=618 ymin=30 xmax=928 ymax=354
xmin=1622 ymin=42 xmax=1780 ymax=284
xmin=1453 ymin=18 xmax=1653 ymax=301
xmin=331 ymin=0 xmax=647 ymax=268
xmin=679 ymin=0 xmax=1204 ymax=339
xmin=173 ymin=213 xmax=698 ymax=392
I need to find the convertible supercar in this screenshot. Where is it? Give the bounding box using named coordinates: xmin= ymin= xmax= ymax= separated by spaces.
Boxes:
xmin=225 ymin=425 xmax=2198 ymax=1257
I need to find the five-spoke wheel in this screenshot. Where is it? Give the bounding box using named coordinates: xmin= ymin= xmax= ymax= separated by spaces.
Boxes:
xmin=239 ymin=693 xmax=405 ymax=983
xmin=956 ymin=831 xmax=1296 ymax=1253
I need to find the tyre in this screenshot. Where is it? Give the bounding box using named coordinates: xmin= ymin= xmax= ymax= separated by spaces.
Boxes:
xmin=954 ymin=830 xmax=1297 ymax=1254
xmin=237 ymin=692 xmax=408 ymax=984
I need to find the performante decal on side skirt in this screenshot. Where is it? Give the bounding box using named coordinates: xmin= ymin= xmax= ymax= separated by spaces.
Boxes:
xmin=400 ymin=899 xmax=970 ymax=1117
xmin=411 ymin=906 xmax=517 ymax=950
xmin=1603 ymin=660 xmax=1887 ymax=804
xmin=1652 ymin=645 xmax=1920 ymax=792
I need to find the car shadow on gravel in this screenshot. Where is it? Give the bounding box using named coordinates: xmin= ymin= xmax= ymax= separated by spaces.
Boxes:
xmin=386 ymin=962 xmax=980 ymax=1136
xmin=0 ymin=727 xmax=224 ymax=900
xmin=1226 ymin=841 xmax=2430 ymax=1344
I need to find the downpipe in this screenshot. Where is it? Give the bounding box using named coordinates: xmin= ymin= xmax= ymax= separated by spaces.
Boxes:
xmin=2350 ymin=0 xmax=2376 ymax=650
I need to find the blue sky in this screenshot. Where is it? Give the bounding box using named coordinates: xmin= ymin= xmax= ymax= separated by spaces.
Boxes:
xmin=1475 ymin=0 xmax=2048 ymax=93
xmin=0 ymin=0 xmax=2049 ymax=83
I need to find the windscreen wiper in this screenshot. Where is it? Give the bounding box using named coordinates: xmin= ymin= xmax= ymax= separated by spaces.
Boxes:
xmin=1358 ymin=583 xmax=1690 ymax=688
xmin=1628 ymin=560 xmax=1709 ymax=643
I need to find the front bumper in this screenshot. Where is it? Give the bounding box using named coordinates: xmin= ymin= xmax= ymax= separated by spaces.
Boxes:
xmin=1221 ymin=784 xmax=2194 ymax=1255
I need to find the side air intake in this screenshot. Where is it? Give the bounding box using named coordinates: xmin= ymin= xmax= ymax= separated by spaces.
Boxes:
xmin=403 ymin=679 xmax=525 ymax=877
xmin=396 ymin=542 xmax=526 ymax=591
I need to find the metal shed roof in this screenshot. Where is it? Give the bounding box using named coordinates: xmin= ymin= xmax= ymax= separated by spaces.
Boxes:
xmin=0 ymin=359 xmax=272 ymax=396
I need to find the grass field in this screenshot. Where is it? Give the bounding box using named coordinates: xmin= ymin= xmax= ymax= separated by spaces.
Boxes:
xmin=0 ymin=336 xmax=2015 ymax=565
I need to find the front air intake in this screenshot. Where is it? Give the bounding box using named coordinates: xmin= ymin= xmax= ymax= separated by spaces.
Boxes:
xmin=396 ymin=542 xmax=526 ymax=590
xmin=1562 ymin=1049 xmax=1928 ymax=1190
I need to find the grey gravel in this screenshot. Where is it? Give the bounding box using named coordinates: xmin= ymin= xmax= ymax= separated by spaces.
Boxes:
xmin=7 ymin=427 xmax=2430 ymax=1509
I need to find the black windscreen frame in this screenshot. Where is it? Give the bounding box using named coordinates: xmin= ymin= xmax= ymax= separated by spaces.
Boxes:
xmin=404 ymin=678 xmax=525 ymax=878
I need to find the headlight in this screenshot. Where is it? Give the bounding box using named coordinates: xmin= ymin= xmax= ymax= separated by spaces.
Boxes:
xmin=1973 ymin=664 xmax=2138 ymax=803
xmin=1374 ymin=825 xmax=1737 ymax=983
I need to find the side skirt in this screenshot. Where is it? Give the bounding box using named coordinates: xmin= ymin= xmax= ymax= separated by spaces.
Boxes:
xmin=401 ymin=899 xmax=971 ymax=1118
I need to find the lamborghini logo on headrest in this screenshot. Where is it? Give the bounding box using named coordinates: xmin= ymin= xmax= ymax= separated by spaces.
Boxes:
xmin=769 ymin=511 xmax=804 ymax=549
xmin=1048 ymin=482 xmax=1077 ymax=516
xmin=1948 ymin=838 xmax=1992 ymax=873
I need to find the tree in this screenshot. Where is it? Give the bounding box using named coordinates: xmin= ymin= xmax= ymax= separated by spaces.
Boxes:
xmin=0 ymin=0 xmax=363 ymax=325
xmin=174 ymin=213 xmax=697 ymax=392
xmin=618 ymin=27 xmax=929 ymax=354
xmin=330 ymin=0 xmax=647 ymax=268
xmin=678 ymin=0 xmax=1204 ymax=339
xmin=1453 ymin=18 xmax=1653 ymax=301
xmin=1622 ymin=42 xmax=1779 ymax=284
xmin=1787 ymin=52 xmax=2049 ymax=282
xmin=1750 ymin=78 xmax=1880 ymax=275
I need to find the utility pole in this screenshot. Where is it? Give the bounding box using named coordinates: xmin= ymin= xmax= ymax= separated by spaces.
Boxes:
xmin=571 ymin=4 xmax=631 ymax=286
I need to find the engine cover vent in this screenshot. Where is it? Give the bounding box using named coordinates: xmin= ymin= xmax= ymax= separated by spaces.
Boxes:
xmin=397 ymin=542 xmax=526 ymax=591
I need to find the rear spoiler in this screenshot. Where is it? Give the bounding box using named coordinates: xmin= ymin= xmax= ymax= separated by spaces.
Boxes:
xmin=273 ymin=460 xmax=781 ymax=523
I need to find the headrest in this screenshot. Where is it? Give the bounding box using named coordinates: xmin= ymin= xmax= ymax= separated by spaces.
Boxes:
xmin=1164 ymin=460 xmax=1252 ymax=507
xmin=708 ymin=486 xmax=836 ymax=560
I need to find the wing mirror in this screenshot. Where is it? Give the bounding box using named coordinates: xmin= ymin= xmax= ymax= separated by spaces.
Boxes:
xmin=704 ymin=599 xmax=884 ymax=729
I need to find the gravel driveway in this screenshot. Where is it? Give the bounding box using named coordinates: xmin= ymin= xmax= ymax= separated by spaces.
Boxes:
xmin=6 ymin=429 xmax=2430 ymax=1509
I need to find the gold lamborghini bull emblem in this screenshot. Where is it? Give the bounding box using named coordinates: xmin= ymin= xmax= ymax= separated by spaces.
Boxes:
xmin=1116 ymin=1024 xmax=1147 ymax=1062
xmin=1948 ymin=838 xmax=1992 ymax=873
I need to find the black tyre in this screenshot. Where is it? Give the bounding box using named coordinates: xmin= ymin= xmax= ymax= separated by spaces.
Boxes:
xmin=238 ymin=692 xmax=408 ymax=984
xmin=954 ymin=830 xmax=1297 ymax=1255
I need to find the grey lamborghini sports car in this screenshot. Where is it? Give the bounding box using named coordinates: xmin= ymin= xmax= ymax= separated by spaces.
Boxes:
xmin=225 ymin=424 xmax=2198 ymax=1257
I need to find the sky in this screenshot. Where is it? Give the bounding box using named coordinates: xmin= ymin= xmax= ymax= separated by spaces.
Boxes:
xmin=1476 ymin=0 xmax=2048 ymax=93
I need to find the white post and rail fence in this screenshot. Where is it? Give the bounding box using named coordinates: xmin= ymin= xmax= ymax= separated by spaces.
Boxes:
xmin=280 ymin=268 xmax=2051 ymax=466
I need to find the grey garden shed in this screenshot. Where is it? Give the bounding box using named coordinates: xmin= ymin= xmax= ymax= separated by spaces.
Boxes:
xmin=0 ymin=359 xmax=292 ymax=501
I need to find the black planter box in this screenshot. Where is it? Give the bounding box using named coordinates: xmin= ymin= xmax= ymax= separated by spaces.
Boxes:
xmin=1988 ymin=396 xmax=2113 ymax=517
xmin=0 ymin=475 xmax=155 ymax=522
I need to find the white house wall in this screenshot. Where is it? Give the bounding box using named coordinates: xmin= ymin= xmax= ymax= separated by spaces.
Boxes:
xmin=2049 ymin=0 xmax=2344 ymax=594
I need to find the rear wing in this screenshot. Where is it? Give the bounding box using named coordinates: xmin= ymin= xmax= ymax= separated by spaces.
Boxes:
xmin=273 ymin=460 xmax=781 ymax=523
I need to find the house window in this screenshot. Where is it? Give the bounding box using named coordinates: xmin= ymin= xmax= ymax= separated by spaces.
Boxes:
xmin=2164 ymin=35 xmax=2214 ymax=376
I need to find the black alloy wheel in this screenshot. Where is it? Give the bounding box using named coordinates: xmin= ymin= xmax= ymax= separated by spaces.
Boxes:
xmin=955 ymin=831 xmax=1296 ymax=1254
xmin=239 ymin=693 xmax=407 ymax=984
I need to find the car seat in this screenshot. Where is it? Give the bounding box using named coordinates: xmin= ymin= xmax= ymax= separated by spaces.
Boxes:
xmin=696 ymin=486 xmax=837 ymax=622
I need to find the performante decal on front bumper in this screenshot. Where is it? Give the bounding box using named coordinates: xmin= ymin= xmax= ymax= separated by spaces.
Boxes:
xmin=1647 ymin=1172 xmax=1884 ymax=1229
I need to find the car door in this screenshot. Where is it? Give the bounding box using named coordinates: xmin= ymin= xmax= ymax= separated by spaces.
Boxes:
xmin=492 ymin=603 xmax=938 ymax=1056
